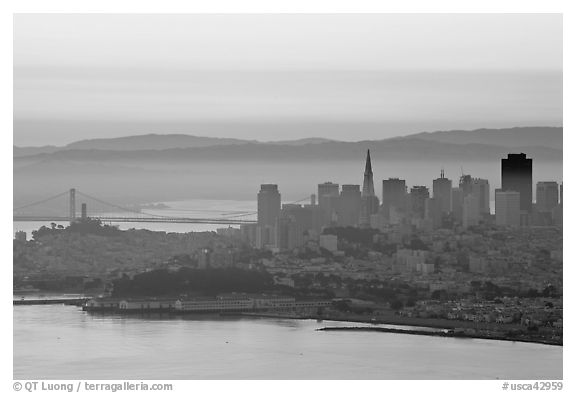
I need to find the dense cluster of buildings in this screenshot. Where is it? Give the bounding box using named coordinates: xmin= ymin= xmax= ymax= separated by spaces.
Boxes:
xmin=250 ymin=226 xmax=561 ymax=288
xmin=398 ymin=297 xmax=562 ymax=328
xmin=240 ymin=151 xmax=562 ymax=251
xmin=13 ymin=228 xmax=239 ymax=278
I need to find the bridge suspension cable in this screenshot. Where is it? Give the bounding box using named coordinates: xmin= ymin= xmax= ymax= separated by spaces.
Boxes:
xmin=289 ymin=195 xmax=311 ymax=204
xmin=75 ymin=191 xmax=170 ymax=219
xmin=13 ymin=190 xmax=70 ymax=212
xmin=224 ymin=211 xmax=258 ymax=218
xmin=159 ymin=207 xmax=256 ymax=215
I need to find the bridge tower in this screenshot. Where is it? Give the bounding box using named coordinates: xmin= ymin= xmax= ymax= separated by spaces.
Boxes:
xmin=69 ymin=188 xmax=76 ymax=223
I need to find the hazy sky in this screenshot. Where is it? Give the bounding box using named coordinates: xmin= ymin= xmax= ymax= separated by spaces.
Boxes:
xmin=13 ymin=14 xmax=562 ymax=146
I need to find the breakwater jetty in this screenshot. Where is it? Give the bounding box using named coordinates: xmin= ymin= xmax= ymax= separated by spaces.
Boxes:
xmin=316 ymin=326 xmax=562 ymax=346
xmin=13 ymin=298 xmax=89 ymax=306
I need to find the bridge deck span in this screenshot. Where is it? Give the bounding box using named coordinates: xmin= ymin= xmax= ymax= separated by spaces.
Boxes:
xmin=13 ymin=216 xmax=256 ymax=225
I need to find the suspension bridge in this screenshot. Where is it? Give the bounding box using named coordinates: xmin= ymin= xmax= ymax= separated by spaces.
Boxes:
xmin=13 ymin=188 xmax=260 ymax=226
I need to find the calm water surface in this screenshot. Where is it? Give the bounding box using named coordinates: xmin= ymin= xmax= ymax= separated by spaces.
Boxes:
xmin=13 ymin=305 xmax=562 ymax=380
xmin=13 ymin=199 xmax=256 ymax=237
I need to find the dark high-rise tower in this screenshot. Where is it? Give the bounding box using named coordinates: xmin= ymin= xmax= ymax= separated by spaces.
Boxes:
xmin=362 ymin=149 xmax=375 ymax=197
xmin=501 ymin=153 xmax=533 ymax=212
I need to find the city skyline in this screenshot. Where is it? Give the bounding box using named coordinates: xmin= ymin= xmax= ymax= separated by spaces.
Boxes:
xmin=249 ymin=149 xmax=561 ymax=251
xmin=253 ymin=150 xmax=559 ymax=208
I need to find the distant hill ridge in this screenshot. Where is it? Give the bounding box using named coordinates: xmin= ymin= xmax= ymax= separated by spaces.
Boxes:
xmin=404 ymin=126 xmax=562 ymax=150
xmin=14 ymin=126 xmax=562 ymax=160
xmin=66 ymin=133 xmax=257 ymax=150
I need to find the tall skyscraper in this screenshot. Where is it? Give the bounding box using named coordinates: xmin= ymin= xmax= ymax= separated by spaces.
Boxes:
xmin=318 ymin=182 xmax=340 ymax=203
xmin=409 ymin=186 xmax=429 ymax=219
xmin=257 ymin=184 xmax=281 ymax=247
xmin=258 ymin=184 xmax=281 ymax=225
xmin=471 ymin=178 xmax=490 ymax=215
xmin=457 ymin=174 xmax=490 ymax=218
xmin=501 ymin=153 xmax=533 ymax=212
xmin=451 ymin=187 xmax=464 ymax=222
xmin=338 ymin=184 xmax=362 ymax=227
xmin=536 ymin=181 xmax=559 ymax=212
xmin=459 ymin=174 xmax=473 ymax=196
xmin=382 ymin=178 xmax=407 ymax=217
xmin=432 ymin=169 xmax=452 ymax=214
xmin=495 ymin=189 xmax=521 ymax=227
xmin=318 ymin=182 xmax=340 ymax=227
xmin=360 ymin=149 xmax=379 ymax=226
